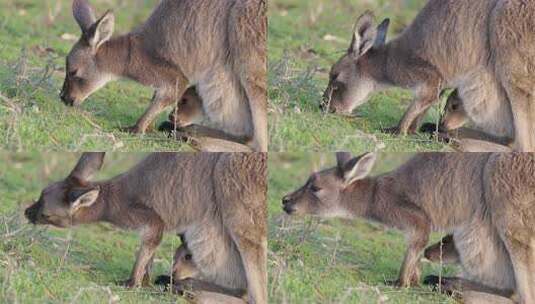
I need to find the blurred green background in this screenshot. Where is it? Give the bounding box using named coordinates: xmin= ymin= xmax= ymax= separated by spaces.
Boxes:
xmin=0 ymin=0 xmax=190 ymax=151
xmin=0 ymin=152 xmax=186 ymax=303
xmin=268 ymin=152 xmax=458 ymax=303
xmin=268 ymin=0 xmax=452 ymax=152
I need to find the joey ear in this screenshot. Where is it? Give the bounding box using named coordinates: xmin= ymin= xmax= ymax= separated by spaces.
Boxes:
xmin=349 ymin=11 xmax=376 ymax=58
xmin=374 ymin=18 xmax=390 ymax=48
xmin=68 ymin=188 xmax=100 ymax=213
xmin=68 ymin=152 xmax=105 ymax=185
xmin=341 ymin=152 xmax=377 ymax=186
xmin=85 ymin=11 xmax=114 ymax=50
xmin=336 ymin=152 xmax=353 ymax=168
xmin=73 ymin=0 xmax=96 ymax=32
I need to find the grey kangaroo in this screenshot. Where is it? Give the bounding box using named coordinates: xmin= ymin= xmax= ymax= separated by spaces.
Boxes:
xmin=424 ymin=234 xmax=515 ymax=302
xmin=438 ymin=88 xmax=514 ymax=152
xmin=282 ymin=152 xmax=535 ymax=304
xmin=323 ymin=0 xmax=535 ymax=151
xmin=61 ymin=0 xmax=268 ymax=151
xmin=155 ymin=243 xmax=247 ymax=302
xmin=158 ymin=87 xmax=251 ymax=148
xmin=25 ymin=152 xmax=268 ymax=304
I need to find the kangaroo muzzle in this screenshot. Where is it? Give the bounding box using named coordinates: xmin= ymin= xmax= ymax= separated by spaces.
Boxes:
xmin=60 ymin=82 xmax=76 ymax=107
xmin=282 ymin=196 xmax=296 ymax=214
xmin=24 ymin=201 xmax=42 ymax=224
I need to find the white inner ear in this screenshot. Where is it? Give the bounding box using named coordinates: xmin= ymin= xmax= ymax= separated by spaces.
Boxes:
xmin=90 ymin=13 xmax=114 ymax=50
xmin=351 ymin=18 xmax=376 ymax=57
xmin=70 ymin=189 xmax=100 ymax=214
xmin=344 ymin=153 xmax=377 ymax=185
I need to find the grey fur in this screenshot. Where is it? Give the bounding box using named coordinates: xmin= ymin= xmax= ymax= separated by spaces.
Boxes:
xmin=283 ymin=152 xmax=535 ymax=303
xmin=61 ymin=0 xmax=267 ymax=152
xmin=25 ymin=152 xmax=267 ymax=304
xmin=324 ymin=1 xmax=535 ymax=151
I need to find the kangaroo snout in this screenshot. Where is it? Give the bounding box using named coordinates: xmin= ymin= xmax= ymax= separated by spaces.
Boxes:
xmin=282 ymin=196 xmax=296 ymax=214
xmin=24 ymin=201 xmax=42 ymax=224
xmin=60 ymin=88 xmax=76 ymax=107
xmin=60 ymin=94 xmax=75 ymax=107
xmin=60 ymin=81 xmax=75 ymax=107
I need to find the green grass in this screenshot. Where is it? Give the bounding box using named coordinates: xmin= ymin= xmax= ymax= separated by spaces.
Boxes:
xmin=0 ymin=153 xmax=186 ymax=303
xmin=268 ymin=153 xmax=459 ymax=303
xmin=268 ymin=0 xmax=452 ymax=152
xmin=0 ymin=0 xmax=190 ymax=151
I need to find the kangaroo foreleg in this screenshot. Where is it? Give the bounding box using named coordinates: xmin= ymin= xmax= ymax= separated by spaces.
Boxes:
xmin=128 ymin=82 xmax=187 ymax=134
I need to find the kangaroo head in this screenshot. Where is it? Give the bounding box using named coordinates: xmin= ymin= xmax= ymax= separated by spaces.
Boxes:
xmin=169 ymin=88 xmax=205 ymax=128
xmin=24 ymin=153 xmax=105 ymax=228
xmin=322 ymin=12 xmax=390 ymax=114
xmin=424 ymin=235 xmax=460 ymax=264
xmin=60 ymin=0 xmax=115 ymax=106
xmin=172 ymin=244 xmax=200 ymax=281
xmin=282 ymin=152 xmax=376 ymax=218
xmin=440 ymin=89 xmax=468 ymax=131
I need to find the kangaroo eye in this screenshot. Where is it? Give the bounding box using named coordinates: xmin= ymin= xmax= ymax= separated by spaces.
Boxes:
xmin=68 ymin=70 xmax=78 ymax=77
xmin=451 ymin=103 xmax=459 ymax=111
xmin=310 ymin=185 xmax=322 ymax=192
xmin=184 ymin=254 xmax=192 ymax=261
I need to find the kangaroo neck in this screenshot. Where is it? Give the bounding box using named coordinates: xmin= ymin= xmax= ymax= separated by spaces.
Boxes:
xmin=342 ymin=177 xmax=377 ymax=219
xmin=95 ymin=34 xmax=132 ymax=78
xmin=73 ymin=181 xmax=113 ymax=225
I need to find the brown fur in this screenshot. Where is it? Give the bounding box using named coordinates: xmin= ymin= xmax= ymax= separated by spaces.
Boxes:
xmin=61 ymin=0 xmax=267 ymax=151
xmin=424 ymin=235 xmax=460 ymax=264
xmin=438 ymin=89 xmax=514 ymax=151
xmin=159 ymin=243 xmax=248 ymax=301
xmin=283 ymin=152 xmax=535 ymax=303
xmin=424 ymin=233 xmax=515 ymax=300
xmin=323 ymin=1 xmax=535 ymax=151
xmin=25 ymin=152 xmax=267 ymax=304
xmin=157 ymin=87 xmax=252 ymax=148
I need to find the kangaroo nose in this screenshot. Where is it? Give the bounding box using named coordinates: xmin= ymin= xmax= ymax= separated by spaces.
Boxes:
xmin=282 ymin=196 xmax=291 ymax=206
xmin=60 ymin=94 xmax=74 ymax=106
xmin=24 ymin=202 xmax=40 ymax=224
xmin=282 ymin=196 xmax=296 ymax=214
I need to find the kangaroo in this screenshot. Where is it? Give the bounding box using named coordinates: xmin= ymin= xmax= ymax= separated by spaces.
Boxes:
xmin=424 ymin=233 xmax=515 ymax=301
xmin=322 ymin=1 xmax=535 ymax=151
xmin=157 ymin=87 xmax=251 ymax=147
xmin=282 ymin=152 xmax=535 ymax=304
xmin=61 ymin=0 xmax=267 ymax=152
xmin=24 ymin=152 xmax=267 ymax=304
xmin=155 ymin=243 xmax=247 ymax=301
xmin=438 ymin=88 xmax=514 ymax=151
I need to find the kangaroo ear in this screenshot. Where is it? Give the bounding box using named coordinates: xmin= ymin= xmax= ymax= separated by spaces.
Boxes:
xmin=374 ymin=18 xmax=390 ymax=48
xmin=349 ymin=11 xmax=376 ymax=58
xmin=68 ymin=152 xmax=105 ymax=185
xmin=73 ymin=0 xmax=96 ymax=32
xmin=85 ymin=11 xmax=114 ymax=50
xmin=336 ymin=152 xmax=353 ymax=168
xmin=68 ymin=188 xmax=100 ymax=213
xmin=341 ymin=152 xmax=377 ymax=185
